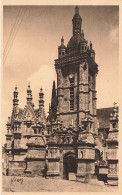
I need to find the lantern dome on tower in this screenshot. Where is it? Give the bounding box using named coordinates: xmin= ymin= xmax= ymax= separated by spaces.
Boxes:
xmin=72 ymin=6 xmax=82 ymax=21
xmin=67 ymin=6 xmax=87 ymax=50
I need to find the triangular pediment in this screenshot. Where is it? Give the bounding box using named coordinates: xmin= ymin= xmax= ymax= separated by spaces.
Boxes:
xmin=22 ymin=104 xmax=37 ymax=122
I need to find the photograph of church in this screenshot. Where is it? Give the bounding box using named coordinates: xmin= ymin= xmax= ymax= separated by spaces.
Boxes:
xmin=2 ymin=5 xmax=119 ymax=190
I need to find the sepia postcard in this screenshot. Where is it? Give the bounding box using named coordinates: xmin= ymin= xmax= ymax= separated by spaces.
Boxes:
xmin=1 ymin=0 xmax=122 ymax=194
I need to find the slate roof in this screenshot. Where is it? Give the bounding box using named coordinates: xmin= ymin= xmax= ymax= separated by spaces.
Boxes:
xmin=96 ymin=107 xmax=119 ymax=129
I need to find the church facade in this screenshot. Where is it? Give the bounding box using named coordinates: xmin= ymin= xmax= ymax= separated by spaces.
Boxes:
xmin=3 ymin=6 xmax=119 ymax=186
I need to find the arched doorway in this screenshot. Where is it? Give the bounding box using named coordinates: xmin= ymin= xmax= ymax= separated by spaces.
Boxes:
xmin=63 ymin=152 xmax=77 ymax=180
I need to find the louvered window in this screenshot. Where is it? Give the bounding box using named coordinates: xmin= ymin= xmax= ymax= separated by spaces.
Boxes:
xmin=70 ymin=78 xmax=74 ymax=110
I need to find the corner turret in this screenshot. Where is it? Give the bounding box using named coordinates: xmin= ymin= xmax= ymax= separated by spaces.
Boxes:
xmin=58 ymin=36 xmax=66 ymax=59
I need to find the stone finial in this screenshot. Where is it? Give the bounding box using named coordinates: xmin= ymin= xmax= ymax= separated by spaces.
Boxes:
xmin=39 ymin=87 xmax=44 ymax=109
xmin=13 ymin=86 xmax=19 ymax=107
xmin=90 ymin=41 xmax=93 ymax=50
xmin=15 ymin=85 xmax=18 ymax=92
xmin=7 ymin=117 xmax=11 ymax=125
xmin=61 ymin=36 xmax=64 ymax=45
xmin=81 ymin=30 xmax=84 ymax=40
xmin=27 ymin=83 xmax=33 ymax=105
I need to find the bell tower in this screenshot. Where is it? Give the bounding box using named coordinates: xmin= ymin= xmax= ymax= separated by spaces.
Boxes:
xmin=55 ymin=6 xmax=98 ymax=134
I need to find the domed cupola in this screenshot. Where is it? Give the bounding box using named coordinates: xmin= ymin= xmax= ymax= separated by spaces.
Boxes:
xmin=67 ymin=30 xmax=88 ymax=55
xmin=67 ymin=6 xmax=88 ymax=55
xmin=67 ymin=34 xmax=83 ymax=48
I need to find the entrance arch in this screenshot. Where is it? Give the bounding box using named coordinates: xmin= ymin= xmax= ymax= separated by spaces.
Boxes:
xmin=63 ymin=152 xmax=77 ymax=180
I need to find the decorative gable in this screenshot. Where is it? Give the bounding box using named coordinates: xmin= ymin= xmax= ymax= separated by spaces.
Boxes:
xmin=21 ymin=104 xmax=37 ymax=123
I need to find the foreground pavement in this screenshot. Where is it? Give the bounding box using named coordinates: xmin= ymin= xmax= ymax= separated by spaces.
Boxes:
xmin=2 ymin=176 xmax=118 ymax=192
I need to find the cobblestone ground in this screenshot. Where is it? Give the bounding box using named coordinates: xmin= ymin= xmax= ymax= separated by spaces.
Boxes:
xmin=2 ymin=176 xmax=118 ymax=192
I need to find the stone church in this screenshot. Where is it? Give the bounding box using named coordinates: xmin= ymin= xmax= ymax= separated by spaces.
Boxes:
xmin=3 ymin=6 xmax=119 ymax=186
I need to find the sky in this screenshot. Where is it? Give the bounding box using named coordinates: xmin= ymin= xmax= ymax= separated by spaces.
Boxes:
xmin=2 ymin=5 xmax=119 ymax=140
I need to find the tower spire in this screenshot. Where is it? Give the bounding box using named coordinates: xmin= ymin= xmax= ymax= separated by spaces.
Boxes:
xmin=61 ymin=36 xmax=64 ymax=46
xmin=51 ymin=80 xmax=57 ymax=121
xmin=90 ymin=41 xmax=93 ymax=50
xmin=81 ymin=30 xmax=84 ymax=40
